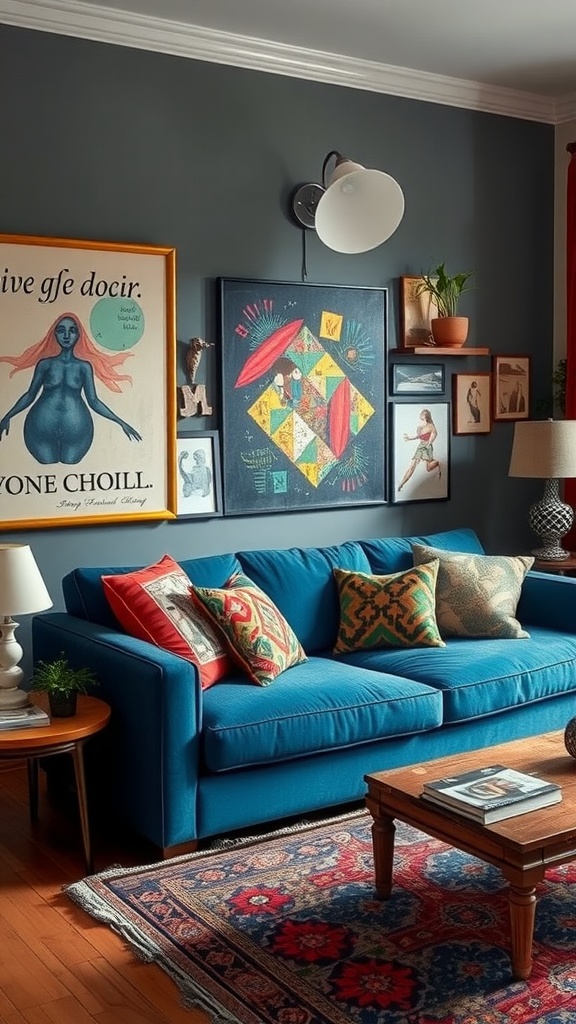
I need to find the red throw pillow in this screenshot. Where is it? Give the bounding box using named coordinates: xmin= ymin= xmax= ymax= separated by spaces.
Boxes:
xmin=102 ymin=554 xmax=230 ymax=689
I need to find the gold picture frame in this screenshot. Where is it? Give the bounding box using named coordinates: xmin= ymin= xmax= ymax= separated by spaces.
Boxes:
xmin=0 ymin=233 xmax=176 ymax=529
xmin=399 ymin=276 xmax=438 ymax=349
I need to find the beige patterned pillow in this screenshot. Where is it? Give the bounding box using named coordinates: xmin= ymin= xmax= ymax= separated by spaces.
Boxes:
xmin=411 ymin=544 xmax=534 ymax=639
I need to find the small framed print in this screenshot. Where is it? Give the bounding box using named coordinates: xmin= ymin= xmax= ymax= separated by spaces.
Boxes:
xmin=391 ymin=401 xmax=450 ymax=504
xmin=391 ymin=362 xmax=445 ymax=396
xmin=452 ymin=373 xmax=491 ymax=434
xmin=492 ymin=355 xmax=530 ymax=421
xmin=176 ymin=430 xmax=223 ymax=518
xmin=399 ymin=276 xmax=438 ymax=349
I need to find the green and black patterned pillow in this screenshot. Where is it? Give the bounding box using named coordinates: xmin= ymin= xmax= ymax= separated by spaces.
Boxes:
xmin=333 ymin=561 xmax=445 ymax=653
xmin=411 ymin=544 xmax=534 ymax=639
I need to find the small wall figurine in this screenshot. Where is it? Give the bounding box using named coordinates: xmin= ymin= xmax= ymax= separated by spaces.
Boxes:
xmin=178 ymin=336 xmax=214 ymax=417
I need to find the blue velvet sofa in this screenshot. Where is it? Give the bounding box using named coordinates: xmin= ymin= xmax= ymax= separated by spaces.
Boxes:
xmin=32 ymin=527 xmax=576 ymax=857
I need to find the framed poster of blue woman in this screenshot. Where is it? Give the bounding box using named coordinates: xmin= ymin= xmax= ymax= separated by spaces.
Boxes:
xmin=218 ymin=278 xmax=387 ymax=515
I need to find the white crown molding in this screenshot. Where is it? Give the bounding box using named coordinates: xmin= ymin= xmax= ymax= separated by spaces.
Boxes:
xmin=0 ymin=0 xmax=569 ymax=124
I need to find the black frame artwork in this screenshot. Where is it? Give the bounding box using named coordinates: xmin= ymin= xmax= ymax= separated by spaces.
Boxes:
xmin=218 ymin=278 xmax=388 ymax=515
xmin=390 ymin=401 xmax=450 ymax=504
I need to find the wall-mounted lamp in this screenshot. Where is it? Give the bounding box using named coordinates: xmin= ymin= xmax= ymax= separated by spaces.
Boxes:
xmin=292 ymin=150 xmax=405 ymax=255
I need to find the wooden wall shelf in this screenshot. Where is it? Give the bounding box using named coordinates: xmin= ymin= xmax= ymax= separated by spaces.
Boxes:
xmin=393 ymin=348 xmax=487 ymax=356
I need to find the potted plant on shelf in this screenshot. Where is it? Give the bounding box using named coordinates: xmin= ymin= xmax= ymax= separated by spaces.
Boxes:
xmin=416 ymin=262 xmax=474 ymax=348
xmin=31 ymin=653 xmax=98 ymax=718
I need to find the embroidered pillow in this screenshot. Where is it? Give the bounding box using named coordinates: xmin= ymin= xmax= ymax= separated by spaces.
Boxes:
xmin=411 ymin=544 xmax=534 ymax=639
xmin=189 ymin=572 xmax=307 ymax=686
xmin=333 ymin=562 xmax=445 ymax=653
xmin=102 ymin=554 xmax=231 ymax=689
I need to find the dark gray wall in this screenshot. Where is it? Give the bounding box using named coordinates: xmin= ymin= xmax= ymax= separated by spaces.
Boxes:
xmin=0 ymin=25 xmax=554 ymax=663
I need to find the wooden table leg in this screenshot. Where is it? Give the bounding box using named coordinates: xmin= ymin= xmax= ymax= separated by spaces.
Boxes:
xmin=367 ymin=802 xmax=396 ymax=898
xmin=507 ymin=883 xmax=537 ymax=979
xmin=71 ymin=741 xmax=93 ymax=874
xmin=27 ymin=757 xmax=39 ymax=822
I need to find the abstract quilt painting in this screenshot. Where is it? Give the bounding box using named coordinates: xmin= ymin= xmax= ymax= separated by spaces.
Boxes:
xmin=219 ymin=279 xmax=387 ymax=514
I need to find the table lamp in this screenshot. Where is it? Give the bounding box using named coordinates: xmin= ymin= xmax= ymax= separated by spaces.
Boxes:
xmin=508 ymin=418 xmax=576 ymax=560
xmin=0 ymin=544 xmax=52 ymax=709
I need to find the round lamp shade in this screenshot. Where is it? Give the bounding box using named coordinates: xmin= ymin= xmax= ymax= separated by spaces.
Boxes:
xmin=314 ymin=162 xmax=405 ymax=254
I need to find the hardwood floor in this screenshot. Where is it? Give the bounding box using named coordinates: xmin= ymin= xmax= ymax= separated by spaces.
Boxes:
xmin=0 ymin=763 xmax=208 ymax=1023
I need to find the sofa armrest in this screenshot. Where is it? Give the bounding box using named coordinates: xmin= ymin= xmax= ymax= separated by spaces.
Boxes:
xmin=32 ymin=612 xmax=203 ymax=850
xmin=517 ymin=571 xmax=576 ymax=632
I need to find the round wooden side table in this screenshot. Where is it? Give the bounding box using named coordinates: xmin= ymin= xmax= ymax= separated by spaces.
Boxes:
xmin=0 ymin=694 xmax=111 ymax=873
xmin=532 ymin=554 xmax=576 ymax=575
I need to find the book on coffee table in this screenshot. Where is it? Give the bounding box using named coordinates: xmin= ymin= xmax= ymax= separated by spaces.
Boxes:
xmin=421 ymin=764 xmax=562 ymax=823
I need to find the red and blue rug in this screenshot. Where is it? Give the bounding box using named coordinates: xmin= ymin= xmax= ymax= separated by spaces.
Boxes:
xmin=66 ymin=811 xmax=576 ymax=1023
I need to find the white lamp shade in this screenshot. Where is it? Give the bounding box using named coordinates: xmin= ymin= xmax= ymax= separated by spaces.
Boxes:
xmin=509 ymin=419 xmax=576 ymax=479
xmin=315 ymin=159 xmax=405 ymax=254
xmin=0 ymin=544 xmax=53 ymax=616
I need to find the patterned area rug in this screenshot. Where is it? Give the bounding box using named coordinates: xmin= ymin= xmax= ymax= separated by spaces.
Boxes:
xmin=66 ymin=811 xmax=576 ymax=1024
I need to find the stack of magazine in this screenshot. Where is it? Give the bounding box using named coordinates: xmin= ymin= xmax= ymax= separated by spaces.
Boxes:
xmin=0 ymin=703 xmax=50 ymax=731
xmin=421 ymin=764 xmax=562 ymax=823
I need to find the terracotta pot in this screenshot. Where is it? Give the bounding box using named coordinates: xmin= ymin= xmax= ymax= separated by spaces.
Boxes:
xmin=431 ymin=316 xmax=469 ymax=348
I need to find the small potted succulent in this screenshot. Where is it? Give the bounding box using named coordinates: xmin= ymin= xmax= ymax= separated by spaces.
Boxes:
xmin=416 ymin=262 xmax=474 ymax=347
xmin=31 ymin=653 xmax=98 ymax=718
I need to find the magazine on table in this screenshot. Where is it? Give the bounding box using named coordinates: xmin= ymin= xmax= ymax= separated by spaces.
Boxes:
xmin=0 ymin=704 xmax=50 ymax=730
xmin=421 ymin=764 xmax=561 ymax=823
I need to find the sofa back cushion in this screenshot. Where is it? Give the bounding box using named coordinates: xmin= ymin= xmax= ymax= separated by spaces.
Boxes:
xmin=63 ymin=552 xmax=242 ymax=627
xmin=236 ymin=541 xmax=371 ymax=652
xmin=359 ymin=527 xmax=485 ymax=576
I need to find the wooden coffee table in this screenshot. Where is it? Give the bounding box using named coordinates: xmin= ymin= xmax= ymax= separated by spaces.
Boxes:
xmin=365 ymin=732 xmax=576 ymax=980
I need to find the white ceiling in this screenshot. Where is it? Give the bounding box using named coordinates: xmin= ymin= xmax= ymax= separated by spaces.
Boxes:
xmin=3 ymin=0 xmax=576 ymax=123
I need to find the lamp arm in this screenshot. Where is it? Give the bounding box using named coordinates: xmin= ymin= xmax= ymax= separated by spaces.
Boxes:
xmin=321 ymin=150 xmax=343 ymax=187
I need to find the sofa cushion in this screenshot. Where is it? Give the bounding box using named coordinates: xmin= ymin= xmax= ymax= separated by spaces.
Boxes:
xmin=190 ymin=572 xmax=307 ymax=686
xmin=102 ymin=554 xmax=231 ymax=689
xmin=359 ymin=527 xmax=485 ymax=576
xmin=237 ymin=541 xmax=371 ymax=652
xmin=201 ymin=657 xmax=443 ymax=771
xmin=337 ymin=627 xmax=576 ymax=724
xmin=333 ymin=562 xmax=445 ymax=653
xmin=62 ymin=551 xmax=242 ymax=627
xmin=412 ymin=545 xmax=533 ymax=638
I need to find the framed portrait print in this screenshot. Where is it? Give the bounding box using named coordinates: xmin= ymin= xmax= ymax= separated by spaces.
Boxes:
xmin=219 ymin=278 xmax=387 ymax=515
xmin=0 ymin=233 xmax=176 ymax=530
xmin=492 ymin=355 xmax=530 ymax=421
xmin=176 ymin=430 xmax=223 ymax=518
xmin=391 ymin=401 xmax=450 ymax=504
xmin=399 ymin=276 xmax=438 ymax=349
xmin=391 ymin=362 xmax=445 ymax=396
xmin=452 ymin=372 xmax=491 ymax=434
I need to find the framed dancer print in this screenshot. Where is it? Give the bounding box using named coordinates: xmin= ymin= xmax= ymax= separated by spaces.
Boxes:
xmin=391 ymin=401 xmax=450 ymax=504
xmin=0 ymin=233 xmax=176 ymax=530
xmin=219 ymin=278 xmax=387 ymax=515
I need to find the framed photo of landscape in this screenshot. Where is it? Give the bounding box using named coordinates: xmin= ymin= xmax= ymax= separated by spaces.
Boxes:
xmin=0 ymin=232 xmax=176 ymax=530
xmin=452 ymin=372 xmax=491 ymax=434
xmin=391 ymin=400 xmax=450 ymax=504
xmin=391 ymin=362 xmax=445 ymax=396
xmin=219 ymin=278 xmax=388 ymax=515
xmin=492 ymin=355 xmax=530 ymax=421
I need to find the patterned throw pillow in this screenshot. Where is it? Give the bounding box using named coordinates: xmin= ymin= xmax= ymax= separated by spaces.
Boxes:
xmin=411 ymin=544 xmax=534 ymax=639
xmin=189 ymin=572 xmax=307 ymax=686
xmin=333 ymin=561 xmax=445 ymax=653
xmin=102 ymin=554 xmax=231 ymax=689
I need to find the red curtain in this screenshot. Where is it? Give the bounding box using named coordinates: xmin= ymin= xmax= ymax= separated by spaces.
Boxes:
xmin=563 ymin=143 xmax=576 ymax=547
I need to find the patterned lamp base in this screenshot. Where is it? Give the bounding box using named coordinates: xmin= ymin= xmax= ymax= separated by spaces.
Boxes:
xmin=529 ymin=478 xmax=574 ymax=560
xmin=564 ymin=716 xmax=576 ymax=759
